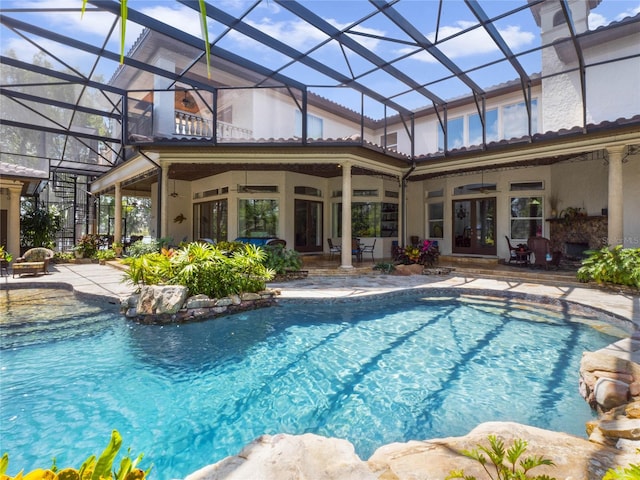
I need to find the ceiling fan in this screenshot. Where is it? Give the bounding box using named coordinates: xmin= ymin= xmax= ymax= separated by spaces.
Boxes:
xmin=470 ymin=169 xmax=500 ymax=194
xmin=169 ymin=179 xmax=182 ymax=198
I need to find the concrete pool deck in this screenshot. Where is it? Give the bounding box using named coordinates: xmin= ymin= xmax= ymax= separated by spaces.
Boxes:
xmin=2 ymin=260 xmax=638 ymax=331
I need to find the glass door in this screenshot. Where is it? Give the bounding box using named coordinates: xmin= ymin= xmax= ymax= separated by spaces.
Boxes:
xmin=294 ymin=199 xmax=323 ymax=252
xmin=452 ymin=198 xmax=496 ymax=255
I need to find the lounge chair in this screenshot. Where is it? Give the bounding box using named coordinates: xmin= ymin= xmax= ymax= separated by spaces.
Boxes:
xmin=13 ymin=247 xmax=54 ymax=277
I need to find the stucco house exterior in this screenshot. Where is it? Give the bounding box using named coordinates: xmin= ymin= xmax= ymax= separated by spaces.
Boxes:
xmin=2 ymin=0 xmax=638 ymax=268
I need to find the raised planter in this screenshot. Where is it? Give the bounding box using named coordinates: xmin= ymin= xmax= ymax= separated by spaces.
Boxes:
xmin=121 ymin=285 xmax=280 ymax=324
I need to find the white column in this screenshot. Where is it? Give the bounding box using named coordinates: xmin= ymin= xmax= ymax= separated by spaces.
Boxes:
xmin=114 ymin=182 xmax=123 ymax=245
xmin=161 ymin=164 xmax=169 ymax=238
xmin=7 ymin=183 xmax=22 ymax=257
xmin=606 ymin=146 xmax=625 ymax=247
xmin=340 ymin=161 xmax=353 ymax=269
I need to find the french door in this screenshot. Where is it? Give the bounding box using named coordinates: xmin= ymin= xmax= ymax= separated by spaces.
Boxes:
xmin=452 ymin=198 xmax=496 ymax=255
xmin=294 ymin=199 xmax=323 ymax=252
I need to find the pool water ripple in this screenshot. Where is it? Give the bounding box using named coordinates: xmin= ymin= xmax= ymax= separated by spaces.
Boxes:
xmin=0 ymin=288 xmax=627 ymax=479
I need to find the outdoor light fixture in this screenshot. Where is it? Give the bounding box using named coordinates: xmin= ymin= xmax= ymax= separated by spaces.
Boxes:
xmin=457 ymin=204 xmax=467 ymax=219
xmin=181 ymin=91 xmax=193 ymax=108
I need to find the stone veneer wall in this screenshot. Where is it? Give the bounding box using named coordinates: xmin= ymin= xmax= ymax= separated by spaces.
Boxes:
xmin=549 ymin=215 xmax=608 ymax=255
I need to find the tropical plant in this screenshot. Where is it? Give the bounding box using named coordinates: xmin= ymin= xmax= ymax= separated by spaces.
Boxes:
xmin=0 ymin=246 xmax=13 ymax=263
xmin=97 ymin=249 xmax=117 ymax=261
xmin=74 ymin=234 xmax=100 ymax=258
xmin=446 ymin=435 xmax=555 ymax=480
xmin=127 ymin=239 xmax=159 ymax=258
xmin=0 ymin=430 xmax=150 ymax=479
xmin=577 ymin=246 xmax=640 ymax=288
xmin=263 ymin=244 xmax=302 ymax=274
xmin=20 ymin=203 xmax=62 ymax=249
xmin=603 ymin=462 xmax=640 ymax=480
xmin=373 ymin=262 xmax=395 ymax=274
xmin=122 ymin=242 xmax=274 ymax=298
xmin=81 ymin=0 xmax=212 ymax=77
xmin=396 ymin=240 xmax=440 ymax=266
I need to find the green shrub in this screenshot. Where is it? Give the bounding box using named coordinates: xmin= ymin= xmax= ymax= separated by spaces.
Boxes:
xmin=263 ymin=244 xmax=302 ymax=274
xmin=97 ymin=249 xmax=117 ymax=261
xmin=373 ymin=262 xmax=395 ymax=274
xmin=0 ymin=430 xmax=150 ymax=479
xmin=122 ymin=242 xmax=274 ymax=298
xmin=446 ymin=435 xmax=555 ymax=480
xmin=127 ymin=239 xmax=160 ymax=258
xmin=577 ymin=246 xmax=640 ymax=288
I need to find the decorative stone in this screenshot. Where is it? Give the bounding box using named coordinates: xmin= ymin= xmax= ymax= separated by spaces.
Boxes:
xmin=185 ymin=433 xmax=376 ymax=480
xmin=215 ymin=297 xmax=233 ymax=307
xmin=241 ymin=292 xmax=261 ymax=301
xmin=369 ymin=422 xmax=637 ymax=480
xmin=598 ymin=417 xmax=640 ymax=440
xmin=594 ymin=377 xmax=630 ymax=410
xmin=229 ymin=294 xmax=242 ymax=305
xmin=593 ymin=370 xmax=634 ymax=384
xmin=186 ymin=294 xmax=218 ymax=309
xmin=630 ymin=382 xmax=640 ymax=397
xmin=184 ymin=422 xmax=639 ymax=480
xmin=626 ymin=401 xmax=640 ymax=418
xmin=394 ymin=264 xmax=423 ymax=276
xmin=581 ymin=351 xmax=640 ymax=380
xmin=136 ymin=285 xmax=189 ymax=315
xmin=616 ymin=438 xmax=640 ymax=453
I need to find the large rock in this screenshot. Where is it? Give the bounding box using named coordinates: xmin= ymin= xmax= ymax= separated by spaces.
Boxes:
xmin=185 ymin=423 xmax=639 ymax=480
xmin=368 ymin=422 xmax=638 ymax=480
xmin=136 ymin=285 xmax=189 ymax=315
xmin=184 ymin=433 xmax=376 ymax=480
xmin=595 ymin=377 xmax=630 ymax=410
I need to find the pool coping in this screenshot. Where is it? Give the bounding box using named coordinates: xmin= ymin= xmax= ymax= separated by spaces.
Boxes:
xmin=2 ymin=263 xmax=639 ymax=329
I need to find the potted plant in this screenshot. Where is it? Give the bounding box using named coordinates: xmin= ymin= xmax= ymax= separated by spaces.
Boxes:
xmin=74 ymin=234 xmax=100 ymax=259
xmin=112 ymin=241 xmax=123 ymax=257
xmin=0 ymin=246 xmax=13 ymax=276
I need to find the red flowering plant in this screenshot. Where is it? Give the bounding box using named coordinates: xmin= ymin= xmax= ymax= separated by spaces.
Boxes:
xmin=396 ymin=239 xmax=439 ymax=266
xmin=419 ymin=239 xmax=440 ymax=266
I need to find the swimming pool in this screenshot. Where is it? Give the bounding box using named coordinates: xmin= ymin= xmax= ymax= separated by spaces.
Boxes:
xmin=0 ymin=287 xmax=627 ymax=478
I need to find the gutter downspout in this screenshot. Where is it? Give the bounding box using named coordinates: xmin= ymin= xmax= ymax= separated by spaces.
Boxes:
xmin=400 ymin=162 xmax=416 ymax=247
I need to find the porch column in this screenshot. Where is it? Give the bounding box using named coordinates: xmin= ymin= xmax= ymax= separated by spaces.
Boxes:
xmin=114 ymin=182 xmax=123 ymax=244
xmin=160 ymin=164 xmax=169 ymax=238
xmin=7 ymin=183 xmax=22 ymax=256
xmin=340 ymin=161 xmax=353 ymax=269
xmin=606 ymin=146 xmax=625 ymax=247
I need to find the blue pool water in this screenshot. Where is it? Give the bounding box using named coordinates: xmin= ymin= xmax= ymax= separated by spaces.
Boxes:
xmin=0 ymin=288 xmax=625 ymax=479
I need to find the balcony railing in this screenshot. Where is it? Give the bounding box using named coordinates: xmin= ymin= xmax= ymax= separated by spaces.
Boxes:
xmin=174 ymin=110 xmax=252 ymax=140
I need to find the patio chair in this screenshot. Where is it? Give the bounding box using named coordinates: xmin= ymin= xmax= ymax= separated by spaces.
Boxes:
xmin=505 ymin=236 xmax=530 ymax=266
xmin=528 ymin=236 xmax=553 ymax=269
xmin=352 ymin=238 xmax=363 ymax=263
xmin=327 ymin=238 xmax=341 ymax=260
xmin=360 ymin=239 xmax=376 ymax=262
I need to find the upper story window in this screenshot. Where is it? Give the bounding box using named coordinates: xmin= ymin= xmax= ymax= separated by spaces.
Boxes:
xmin=503 ymin=99 xmax=538 ymax=140
xmin=469 ymin=108 xmax=498 ymax=146
xmin=380 ymin=132 xmax=398 ymax=150
xmin=437 ymin=116 xmax=464 ymax=151
xmin=295 ymin=186 xmax=322 ymax=197
xmin=436 ymin=100 xmax=538 ymax=152
xmin=295 ymin=111 xmax=323 ymax=139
